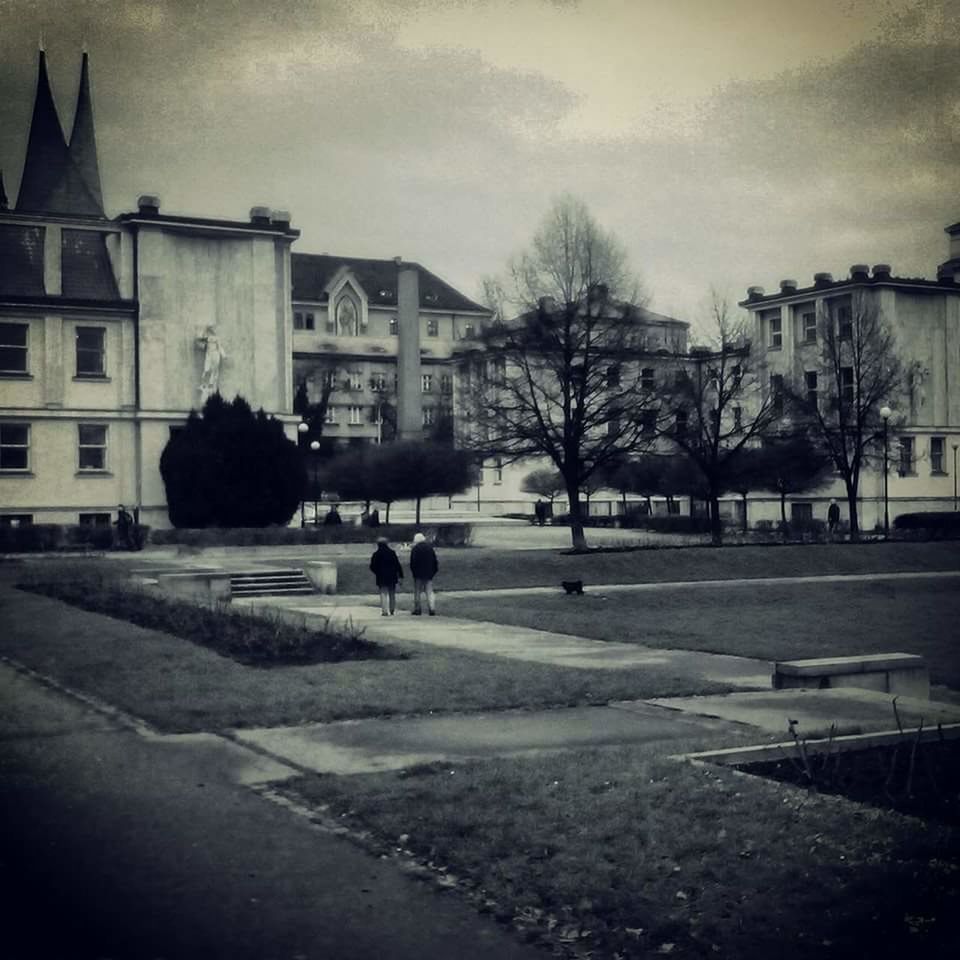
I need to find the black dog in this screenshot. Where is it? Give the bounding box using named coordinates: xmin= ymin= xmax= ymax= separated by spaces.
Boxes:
xmin=561 ymin=580 xmax=584 ymax=595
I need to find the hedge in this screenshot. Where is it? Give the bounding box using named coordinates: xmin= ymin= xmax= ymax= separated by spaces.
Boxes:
xmin=140 ymin=523 xmax=473 ymax=548
xmin=893 ymin=512 xmax=960 ymax=539
xmin=0 ymin=524 xmax=150 ymax=553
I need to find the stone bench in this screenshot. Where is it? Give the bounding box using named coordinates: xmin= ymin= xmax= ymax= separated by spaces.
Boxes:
xmin=304 ymin=560 xmax=337 ymax=595
xmin=773 ymin=653 xmax=929 ymax=700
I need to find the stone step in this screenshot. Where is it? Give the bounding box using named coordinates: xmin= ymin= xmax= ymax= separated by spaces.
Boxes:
xmin=230 ymin=569 xmax=314 ymax=598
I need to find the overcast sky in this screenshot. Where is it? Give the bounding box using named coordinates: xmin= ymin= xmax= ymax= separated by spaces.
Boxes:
xmin=1 ymin=0 xmax=957 ymax=323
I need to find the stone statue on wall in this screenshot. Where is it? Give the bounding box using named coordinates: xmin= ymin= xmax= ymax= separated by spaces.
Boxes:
xmin=907 ymin=361 xmax=928 ymax=419
xmin=197 ymin=325 xmax=226 ymax=403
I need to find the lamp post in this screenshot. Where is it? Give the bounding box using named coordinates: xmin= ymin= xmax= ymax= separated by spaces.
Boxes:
xmin=309 ymin=439 xmax=320 ymax=525
xmin=880 ymin=405 xmax=892 ymax=538
xmin=297 ymin=421 xmax=309 ymax=527
xmin=953 ymin=443 xmax=958 ymax=511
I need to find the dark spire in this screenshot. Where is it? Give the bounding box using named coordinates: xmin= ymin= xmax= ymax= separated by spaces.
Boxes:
xmin=0 ymin=169 xmax=8 ymax=210
xmin=15 ymin=50 xmax=71 ymax=213
xmin=67 ymin=51 xmax=105 ymax=215
xmin=16 ymin=50 xmax=105 ymax=217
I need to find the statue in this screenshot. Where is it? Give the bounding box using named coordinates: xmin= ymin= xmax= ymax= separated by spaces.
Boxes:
xmin=907 ymin=361 xmax=928 ymax=418
xmin=197 ymin=325 xmax=226 ymax=403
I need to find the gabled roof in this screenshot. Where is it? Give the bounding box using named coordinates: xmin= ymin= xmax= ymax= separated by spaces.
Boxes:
xmin=15 ymin=51 xmax=105 ymax=217
xmin=292 ymin=253 xmax=490 ymax=314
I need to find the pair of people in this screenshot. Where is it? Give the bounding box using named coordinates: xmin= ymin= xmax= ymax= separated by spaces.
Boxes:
xmin=369 ymin=533 xmax=438 ymax=617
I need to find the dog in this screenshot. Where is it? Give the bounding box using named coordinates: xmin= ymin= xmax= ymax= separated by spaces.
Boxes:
xmin=561 ymin=580 xmax=584 ymax=595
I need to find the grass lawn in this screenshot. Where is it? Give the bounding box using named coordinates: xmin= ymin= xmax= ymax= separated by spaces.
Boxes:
xmin=0 ymin=578 xmax=732 ymax=732
xmin=443 ymin=577 xmax=960 ymax=688
xmin=330 ymin=539 xmax=960 ymax=594
xmin=287 ymin=740 xmax=959 ymax=959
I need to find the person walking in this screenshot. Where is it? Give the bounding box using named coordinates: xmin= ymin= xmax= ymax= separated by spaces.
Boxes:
xmin=370 ymin=536 xmax=403 ymax=616
xmin=409 ymin=532 xmax=439 ymax=616
xmin=534 ymin=499 xmax=546 ymax=526
xmin=827 ymin=499 xmax=840 ymax=539
xmin=115 ymin=504 xmax=135 ymax=550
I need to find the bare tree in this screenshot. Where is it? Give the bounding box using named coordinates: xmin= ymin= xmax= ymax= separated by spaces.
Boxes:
xmin=458 ymin=197 xmax=655 ymax=550
xmin=784 ymin=290 xmax=902 ymax=539
xmin=661 ymin=293 xmax=780 ymax=545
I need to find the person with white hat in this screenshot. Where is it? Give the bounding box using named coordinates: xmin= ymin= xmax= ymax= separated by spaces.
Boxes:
xmin=409 ymin=532 xmax=439 ymax=616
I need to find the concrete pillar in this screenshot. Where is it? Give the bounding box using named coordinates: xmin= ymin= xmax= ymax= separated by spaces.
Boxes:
xmin=43 ymin=224 xmax=62 ymax=296
xmin=43 ymin=315 xmax=64 ymax=407
xmin=396 ymin=261 xmax=423 ymax=441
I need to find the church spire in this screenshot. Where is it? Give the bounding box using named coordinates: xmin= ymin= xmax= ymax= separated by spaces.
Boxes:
xmin=67 ymin=51 xmax=105 ymax=216
xmin=16 ymin=50 xmax=105 ymax=217
xmin=15 ymin=49 xmax=71 ymax=213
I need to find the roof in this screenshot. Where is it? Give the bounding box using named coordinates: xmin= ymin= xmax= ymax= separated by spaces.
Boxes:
xmin=115 ymin=211 xmax=299 ymax=237
xmin=0 ymin=224 xmax=44 ymax=295
xmin=292 ymin=254 xmax=490 ymax=314
xmin=61 ymin=229 xmax=120 ymax=299
xmin=740 ymin=273 xmax=958 ymax=307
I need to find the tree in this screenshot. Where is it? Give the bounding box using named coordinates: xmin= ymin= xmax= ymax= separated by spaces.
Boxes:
xmin=160 ymin=393 xmax=304 ymax=527
xmin=661 ymin=294 xmax=780 ymax=544
xmin=459 ymin=196 xmax=655 ymax=550
xmin=784 ymin=290 xmax=903 ymax=540
xmin=521 ymin=468 xmax=566 ymax=504
xmin=293 ymin=359 xmax=342 ymax=440
xmin=753 ymin=434 xmax=834 ymax=535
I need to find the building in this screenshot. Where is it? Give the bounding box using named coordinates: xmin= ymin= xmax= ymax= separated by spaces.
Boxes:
xmin=740 ymin=228 xmax=960 ymax=528
xmin=0 ymin=51 xmax=490 ymax=528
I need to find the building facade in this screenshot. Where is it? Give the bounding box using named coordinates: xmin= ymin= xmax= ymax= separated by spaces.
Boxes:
xmin=740 ymin=228 xmax=960 ymax=528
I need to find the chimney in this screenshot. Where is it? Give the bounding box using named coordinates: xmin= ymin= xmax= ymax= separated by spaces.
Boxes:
xmin=872 ymin=263 xmax=891 ymax=280
xmin=270 ymin=209 xmax=291 ymax=229
xmin=137 ymin=194 xmax=160 ymax=216
xmin=850 ymin=264 xmax=870 ymax=281
xmin=395 ymin=261 xmax=423 ymax=441
xmin=813 ymin=272 xmax=833 ymax=287
xmin=779 ymin=279 xmax=798 ymax=293
xmin=746 ymin=285 xmax=765 ymax=301
xmin=249 ymin=205 xmax=271 ymax=225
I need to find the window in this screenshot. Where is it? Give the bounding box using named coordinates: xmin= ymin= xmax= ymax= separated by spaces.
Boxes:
xmin=294 ymin=311 xmax=303 ymax=329
xmin=733 ymin=406 xmax=743 ymax=432
xmin=801 ymin=311 xmax=817 ymax=343
xmin=440 ymin=373 xmax=453 ymax=395
xmin=426 ymin=318 xmax=439 ymax=337
xmin=768 ymin=315 xmax=782 ymax=349
xmin=791 ymin=502 xmax=813 ymax=522
xmin=0 ymin=322 xmax=29 ymax=374
xmin=336 ymin=297 xmax=358 ymax=336
xmin=389 ymin=317 xmax=398 ymax=336
xmin=320 ymin=369 xmax=337 ymax=390
xmin=461 ymin=322 xmax=476 ymax=340
xmin=675 ymin=409 xmax=688 ymax=438
xmin=421 ymin=374 xmax=433 ymax=393
xmin=770 ymin=374 xmax=784 ymax=416
xmin=294 ymin=311 xmax=315 ymax=331
xmin=324 ymin=406 xmax=337 ymax=425
xmin=76 ymin=326 xmax=106 ymax=377
xmin=493 ymin=457 xmax=503 ymax=484
xmin=930 ymin=436 xmax=945 ymax=474
xmin=731 ymin=365 xmax=742 ymax=391
xmin=0 ymin=423 xmax=30 ymax=470
xmin=79 ymin=512 xmax=111 ymax=526
xmin=347 ymin=405 xmax=362 ymax=426
xmin=641 ymin=410 xmax=657 ymax=435
xmin=78 ymin=424 xmax=107 ymax=471
xmin=898 ymin=437 xmax=914 ymax=476
xmin=422 ymin=406 xmax=435 ymax=427
xmin=0 ymin=514 xmax=32 ymax=527
xmin=640 ymin=368 xmax=655 ymax=391
xmin=607 ymin=365 xmax=620 ymax=389
xmin=804 ymin=370 xmax=818 ymax=407
xmin=370 ymin=373 xmax=387 ymax=392
xmin=840 ymin=367 xmax=854 ymax=405
xmin=347 ymin=370 xmax=364 ymax=391
xmin=837 ymin=304 xmax=853 ymax=340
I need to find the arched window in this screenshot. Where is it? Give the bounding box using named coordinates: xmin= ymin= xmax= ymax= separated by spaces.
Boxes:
xmin=336 ymin=296 xmax=358 ymax=336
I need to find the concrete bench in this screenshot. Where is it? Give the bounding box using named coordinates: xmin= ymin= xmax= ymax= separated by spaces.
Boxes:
xmin=773 ymin=653 xmax=929 ymax=700
xmin=304 ymin=560 xmax=337 ymax=595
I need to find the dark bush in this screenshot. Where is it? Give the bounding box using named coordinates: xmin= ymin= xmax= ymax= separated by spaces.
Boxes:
xmin=893 ymin=512 xmax=960 ymax=539
xmin=148 ymin=522 xmax=473 ymax=548
xmin=628 ymin=514 xmax=713 ymax=534
xmin=0 ymin=524 xmax=64 ymax=552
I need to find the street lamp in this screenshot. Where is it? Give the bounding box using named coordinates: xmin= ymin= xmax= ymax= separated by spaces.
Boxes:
xmin=880 ymin=405 xmax=892 ymax=538
xmin=297 ymin=422 xmax=309 ymax=527
xmin=309 ymin=439 xmax=320 ymax=525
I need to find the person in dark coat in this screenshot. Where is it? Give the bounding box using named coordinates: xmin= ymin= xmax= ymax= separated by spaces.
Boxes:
xmin=409 ymin=532 xmax=439 ymax=616
xmin=827 ymin=499 xmax=840 ymax=538
xmin=324 ymin=504 xmax=342 ymax=525
xmin=534 ymin=499 xmax=546 ymax=526
xmin=115 ymin=504 xmax=135 ymax=550
xmin=370 ymin=537 xmax=403 ymax=616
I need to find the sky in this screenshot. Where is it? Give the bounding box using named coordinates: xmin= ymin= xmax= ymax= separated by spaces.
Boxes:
xmin=1 ymin=0 xmax=957 ymax=325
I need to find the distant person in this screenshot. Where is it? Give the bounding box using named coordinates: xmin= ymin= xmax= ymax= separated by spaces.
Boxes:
xmin=368 ymin=508 xmax=380 ymax=528
xmin=827 ymin=499 xmax=840 ymax=538
xmin=409 ymin=532 xmax=439 ymax=616
xmin=115 ymin=504 xmax=135 ymax=550
xmin=534 ymin=499 xmax=546 ymax=526
xmin=323 ymin=504 xmax=342 ymax=526
xmin=370 ymin=537 xmax=403 ymax=616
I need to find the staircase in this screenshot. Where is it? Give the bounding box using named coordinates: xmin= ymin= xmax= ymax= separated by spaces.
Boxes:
xmin=229 ymin=569 xmax=314 ymax=598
